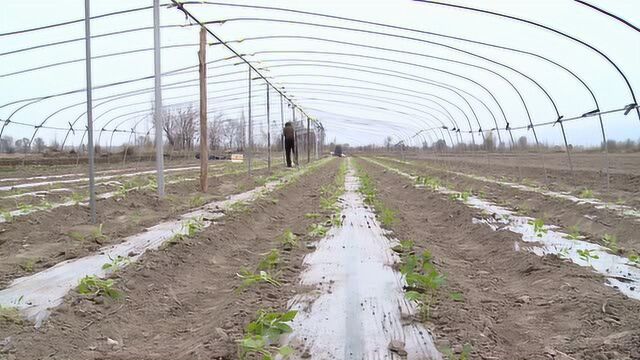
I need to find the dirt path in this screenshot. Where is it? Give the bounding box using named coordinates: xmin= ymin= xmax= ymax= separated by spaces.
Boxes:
xmin=357 ymin=158 xmax=640 ymax=359
xmin=0 ymin=158 xmax=339 ymax=359
xmin=285 ymin=159 xmax=441 ymax=358
xmin=373 ymin=157 xmax=640 ymax=255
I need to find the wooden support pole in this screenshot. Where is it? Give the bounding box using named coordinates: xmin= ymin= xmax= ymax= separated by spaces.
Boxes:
xmin=198 ymin=27 xmax=208 ymax=192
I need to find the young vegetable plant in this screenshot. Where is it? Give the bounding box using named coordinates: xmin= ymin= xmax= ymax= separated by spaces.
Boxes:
xmin=76 ymin=275 xmax=121 ymax=299
xmin=577 ymin=249 xmax=600 ymax=263
xmin=564 ymin=226 xmax=581 ymax=241
xmin=528 ymin=218 xmax=547 ymax=237
xmin=601 ymin=234 xmax=619 ymax=252
xmin=163 ymin=218 xmax=204 ymax=248
xmin=279 ymin=229 xmax=298 ymax=250
xmin=579 ymin=188 xmax=594 ymax=199
xmin=257 ymin=249 xmax=280 ymax=271
xmin=402 ymin=250 xmax=445 ymax=320
xmin=236 ymin=269 xmax=281 ymax=289
xmin=238 ymin=309 xmax=297 ymax=360
xmin=442 ymin=343 xmax=473 ymax=360
xmin=70 ymin=191 xmax=86 ymax=205
xmin=89 ymin=224 xmax=108 ymax=243
xmin=1 ymin=210 xmax=13 ymax=223
xmin=19 ymin=259 xmax=35 ymax=273
xmin=0 ymin=305 xmax=22 ymax=325
xmin=379 ymin=207 xmax=396 ymax=228
xmin=308 ymin=223 xmax=328 ymax=238
xmin=188 ymin=195 xmax=206 ymax=208
xmin=629 ymin=252 xmax=640 ymax=266
xmin=392 ymin=240 xmax=415 ymax=254
xmin=102 ymin=255 xmax=131 ymax=272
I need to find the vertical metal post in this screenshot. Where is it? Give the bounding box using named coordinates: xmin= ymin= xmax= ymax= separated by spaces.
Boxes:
xmin=153 ymin=0 xmax=165 ymax=197
xmin=292 ymin=105 xmax=298 ymax=165
xmin=247 ymin=66 xmax=252 ymax=175
xmin=198 ymin=27 xmax=208 ymax=192
xmin=558 ymin=120 xmax=574 ymax=176
xmin=280 ymin=94 xmax=285 ymax=165
xmin=306 ymin=116 xmax=310 ymax=163
xmin=84 ymin=0 xmax=97 ymax=224
xmin=266 ymin=85 xmax=271 ymax=172
xmin=596 ymin=114 xmax=610 ymax=190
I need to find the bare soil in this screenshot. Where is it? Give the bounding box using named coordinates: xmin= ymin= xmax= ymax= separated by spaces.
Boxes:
xmin=0 ymin=165 xmax=279 ymax=287
xmin=372 ymin=157 xmax=640 ymax=255
xmin=0 ymin=158 xmax=339 ymax=360
xmin=358 ymin=158 xmax=640 ymax=359
xmin=398 ymin=151 xmax=640 ymax=208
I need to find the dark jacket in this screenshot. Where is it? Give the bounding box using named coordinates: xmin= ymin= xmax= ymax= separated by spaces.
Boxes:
xmin=283 ymin=122 xmax=295 ymax=141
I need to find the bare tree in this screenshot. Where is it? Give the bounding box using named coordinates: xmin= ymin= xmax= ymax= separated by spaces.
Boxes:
xmin=15 ymin=137 xmax=30 ymax=153
xmin=0 ymin=136 xmax=15 ymax=153
xmin=163 ymin=105 xmax=198 ymax=151
xmin=33 ymin=137 xmax=46 ymax=153
xmin=384 ymin=136 xmax=393 ymax=151
xmin=208 ymin=112 xmax=224 ymax=150
xmin=517 ymin=136 xmax=528 ymax=149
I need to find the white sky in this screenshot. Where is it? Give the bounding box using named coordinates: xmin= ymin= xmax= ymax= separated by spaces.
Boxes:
xmin=1 ymin=0 xmax=639 ymax=148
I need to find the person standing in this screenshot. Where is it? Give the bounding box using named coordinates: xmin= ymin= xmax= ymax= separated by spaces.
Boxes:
xmin=283 ymin=122 xmax=296 ymax=167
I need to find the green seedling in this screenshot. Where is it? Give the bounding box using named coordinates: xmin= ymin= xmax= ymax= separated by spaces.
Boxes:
xmin=236 ymin=269 xmax=281 ymax=288
xmin=0 ymin=305 xmax=22 ymax=325
xmin=279 ymin=229 xmax=298 ymax=250
xmin=146 ymin=177 xmax=158 ymax=191
xmin=392 ymin=240 xmax=415 ymax=254
xmin=402 ymin=249 xmax=444 ymax=320
xmin=68 ymin=230 xmax=85 ymax=242
xmin=17 ymin=203 xmax=33 ymax=214
xmin=257 ymin=249 xmax=280 ymax=271
xmin=564 ymin=226 xmax=581 ymax=241
xmin=449 ymin=292 xmax=464 ymax=302
xmin=329 ymin=212 xmax=343 ymax=227
xmin=528 ymin=218 xmax=547 ymax=237
xmin=449 ymin=191 xmax=470 ymax=202
xmin=164 ymin=218 xmax=205 ymax=247
xmin=102 ymin=255 xmax=131 ymax=272
xmin=558 ymin=247 xmax=571 ymax=259
xmin=308 ymin=223 xmax=328 ymax=238
xmin=379 ymin=206 xmax=396 ymax=228
xmin=442 ymin=343 xmax=473 ymax=360
xmin=76 ymin=275 xmax=121 ymax=299
xmin=1 ymin=210 xmax=13 ymax=223
xmin=19 ymin=259 xmax=35 ymax=273
xmin=229 ymin=201 xmax=249 ymax=214
xmin=579 ymin=188 xmax=594 ymax=199
xmin=238 ymin=309 xmax=297 ymax=360
xmin=254 ymin=176 xmax=268 ymax=187
xmin=304 ymin=213 xmax=321 ymax=219
xmin=415 ymin=175 xmax=441 ymax=190
xmin=628 ymin=252 xmax=640 ymax=265
xmin=183 ymin=217 xmax=204 ymax=237
xmin=70 ymin=191 xmax=85 ymax=205
xmin=39 ymin=200 xmax=53 ymax=210
xmin=577 ymin=249 xmax=600 ymax=263
xmin=89 ymin=224 xmax=108 ymax=243
xmin=601 ymin=234 xmax=619 ymax=252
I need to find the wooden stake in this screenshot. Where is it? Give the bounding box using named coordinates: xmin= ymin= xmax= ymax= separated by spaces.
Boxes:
xmin=198 ymin=27 xmax=208 ymax=192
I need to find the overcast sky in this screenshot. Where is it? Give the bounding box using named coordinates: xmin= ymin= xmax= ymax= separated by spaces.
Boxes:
xmin=1 ymin=0 xmax=639 ymax=148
